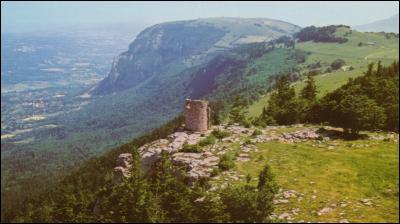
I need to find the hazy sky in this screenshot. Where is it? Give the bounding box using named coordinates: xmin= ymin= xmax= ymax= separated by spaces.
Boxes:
xmin=2 ymin=1 xmax=399 ymax=33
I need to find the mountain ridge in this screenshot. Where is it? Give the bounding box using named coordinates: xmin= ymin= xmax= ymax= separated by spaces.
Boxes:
xmin=353 ymin=13 xmax=399 ymax=33
xmin=89 ymin=17 xmax=300 ymax=95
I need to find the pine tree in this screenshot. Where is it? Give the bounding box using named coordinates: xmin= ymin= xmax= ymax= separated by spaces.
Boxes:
xmin=150 ymin=151 xmax=195 ymax=222
xmin=229 ymin=95 xmax=247 ymax=124
xmin=338 ymin=94 xmax=386 ymax=134
xmin=255 ymin=164 xmax=278 ymax=222
xmin=263 ymin=75 xmax=300 ymax=125
xmin=301 ymin=73 xmax=318 ymax=102
xmin=95 ymin=149 xmax=156 ymax=223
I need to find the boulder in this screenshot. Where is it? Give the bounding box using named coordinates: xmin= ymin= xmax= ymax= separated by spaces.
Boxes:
xmin=112 ymin=153 xmax=133 ymax=184
xmin=167 ymin=132 xmax=188 ymax=152
xmin=116 ymin=153 xmax=133 ymax=168
xmin=317 ymin=207 xmax=334 ymax=216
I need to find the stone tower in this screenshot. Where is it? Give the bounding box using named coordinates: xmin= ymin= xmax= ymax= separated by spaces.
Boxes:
xmin=184 ymin=99 xmax=210 ymax=132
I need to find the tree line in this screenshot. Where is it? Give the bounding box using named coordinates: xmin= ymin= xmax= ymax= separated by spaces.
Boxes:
xmin=231 ymin=61 xmax=399 ymax=135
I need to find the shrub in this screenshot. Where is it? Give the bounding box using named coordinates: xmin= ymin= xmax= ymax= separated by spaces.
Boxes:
xmin=211 ymin=129 xmax=231 ymax=139
xmin=307 ymin=61 xmax=321 ymax=69
xmin=181 ymin=143 xmax=202 ymax=153
xmin=199 ymin=134 xmax=216 ymax=147
xmin=246 ymin=174 xmax=252 ymax=183
xmin=252 ymin=129 xmax=262 ymax=137
xmin=210 ymin=168 xmax=221 ymax=177
xmin=243 ymin=139 xmax=253 ymax=145
xmin=331 ymin=59 xmax=346 ymax=70
xmin=256 ymin=155 xmax=265 ymax=161
xmin=220 ymin=164 xmax=278 ymax=222
xmin=243 ymin=119 xmax=252 ymax=128
xmin=218 ymin=154 xmax=235 ymax=171
xmin=325 ymin=67 xmax=332 ymax=73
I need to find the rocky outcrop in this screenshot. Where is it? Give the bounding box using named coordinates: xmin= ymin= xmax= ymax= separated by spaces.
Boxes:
xmin=172 ymin=152 xmax=219 ymax=183
xmin=136 ymin=129 xmax=216 ymax=181
xmin=113 ymin=124 xmax=369 ymax=186
xmin=112 ymin=153 xmax=133 ymax=184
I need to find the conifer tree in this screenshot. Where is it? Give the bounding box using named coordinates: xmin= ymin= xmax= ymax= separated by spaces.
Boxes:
xmin=301 ymin=73 xmax=318 ymax=102
xmin=229 ymin=95 xmax=247 ymax=124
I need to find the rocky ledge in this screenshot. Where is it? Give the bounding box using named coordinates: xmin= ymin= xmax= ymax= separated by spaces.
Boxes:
xmin=112 ymin=124 xmax=399 ymax=184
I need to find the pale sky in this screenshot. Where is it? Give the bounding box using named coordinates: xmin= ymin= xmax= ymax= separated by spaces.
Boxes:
xmin=1 ymin=1 xmax=399 ymax=33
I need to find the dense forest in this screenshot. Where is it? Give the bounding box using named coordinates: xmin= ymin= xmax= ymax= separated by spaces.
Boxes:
xmin=294 ymin=25 xmax=349 ymax=43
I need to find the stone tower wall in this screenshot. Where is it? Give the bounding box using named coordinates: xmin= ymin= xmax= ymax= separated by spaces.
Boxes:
xmin=184 ymin=99 xmax=209 ymax=132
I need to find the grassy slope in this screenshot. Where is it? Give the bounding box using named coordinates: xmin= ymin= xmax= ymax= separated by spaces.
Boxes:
xmin=241 ymin=129 xmax=398 ymax=222
xmin=242 ymin=29 xmax=399 ymax=222
xmin=209 ymin=125 xmax=399 ymax=222
xmin=247 ymin=29 xmax=399 ymax=118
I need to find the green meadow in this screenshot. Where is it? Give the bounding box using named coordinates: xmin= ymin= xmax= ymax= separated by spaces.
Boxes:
xmin=247 ymin=28 xmax=399 ymax=117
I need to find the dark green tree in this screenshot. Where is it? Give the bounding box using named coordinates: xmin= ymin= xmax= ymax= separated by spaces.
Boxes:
xmin=300 ymin=72 xmax=319 ymax=122
xmin=220 ymin=164 xmax=278 ymax=222
xmin=149 ymin=151 xmax=196 ymax=222
xmin=229 ymin=95 xmax=247 ymax=124
xmin=314 ymin=61 xmax=398 ymax=133
xmin=301 ymin=73 xmax=318 ymax=102
xmin=263 ymin=75 xmax=300 ymax=125
xmin=331 ymin=59 xmax=346 ymax=70
xmin=94 ymin=150 xmax=157 ymax=223
xmin=337 ymin=94 xmax=386 ymax=134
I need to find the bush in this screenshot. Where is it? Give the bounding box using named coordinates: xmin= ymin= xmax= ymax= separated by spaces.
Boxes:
xmin=331 ymin=59 xmax=346 ymax=70
xmin=220 ymin=164 xmax=278 ymax=222
xmin=246 ymin=174 xmax=252 ymax=183
xmin=199 ymin=134 xmax=217 ymax=147
xmin=251 ymin=116 xmax=267 ymax=128
xmin=243 ymin=139 xmax=253 ymax=145
xmin=243 ymin=119 xmax=252 ymax=128
xmin=210 ymin=168 xmax=221 ymax=177
xmin=181 ymin=143 xmax=202 ymax=153
xmin=220 ymin=185 xmax=260 ymax=222
xmin=211 ymin=129 xmax=231 ymax=139
xmin=307 ymin=61 xmax=321 ymax=69
xmin=325 ymin=67 xmax=332 ymax=73
xmin=252 ymin=129 xmax=262 ymax=136
xmin=218 ymin=154 xmax=235 ymax=171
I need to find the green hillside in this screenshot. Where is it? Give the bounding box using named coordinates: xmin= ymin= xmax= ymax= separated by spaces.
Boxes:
xmin=248 ymin=28 xmax=399 ymax=117
xmin=1 ymin=25 xmax=398 ymax=223
xmin=205 ymin=125 xmax=398 ymax=223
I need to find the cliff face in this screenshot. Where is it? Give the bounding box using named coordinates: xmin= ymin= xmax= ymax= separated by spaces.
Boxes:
xmin=90 ymin=18 xmax=300 ymax=95
xmin=90 ymin=21 xmax=226 ymax=95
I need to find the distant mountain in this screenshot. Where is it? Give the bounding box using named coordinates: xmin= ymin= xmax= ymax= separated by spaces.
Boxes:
xmin=353 ymin=14 xmax=399 ymax=33
xmin=89 ymin=18 xmax=300 ymax=95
